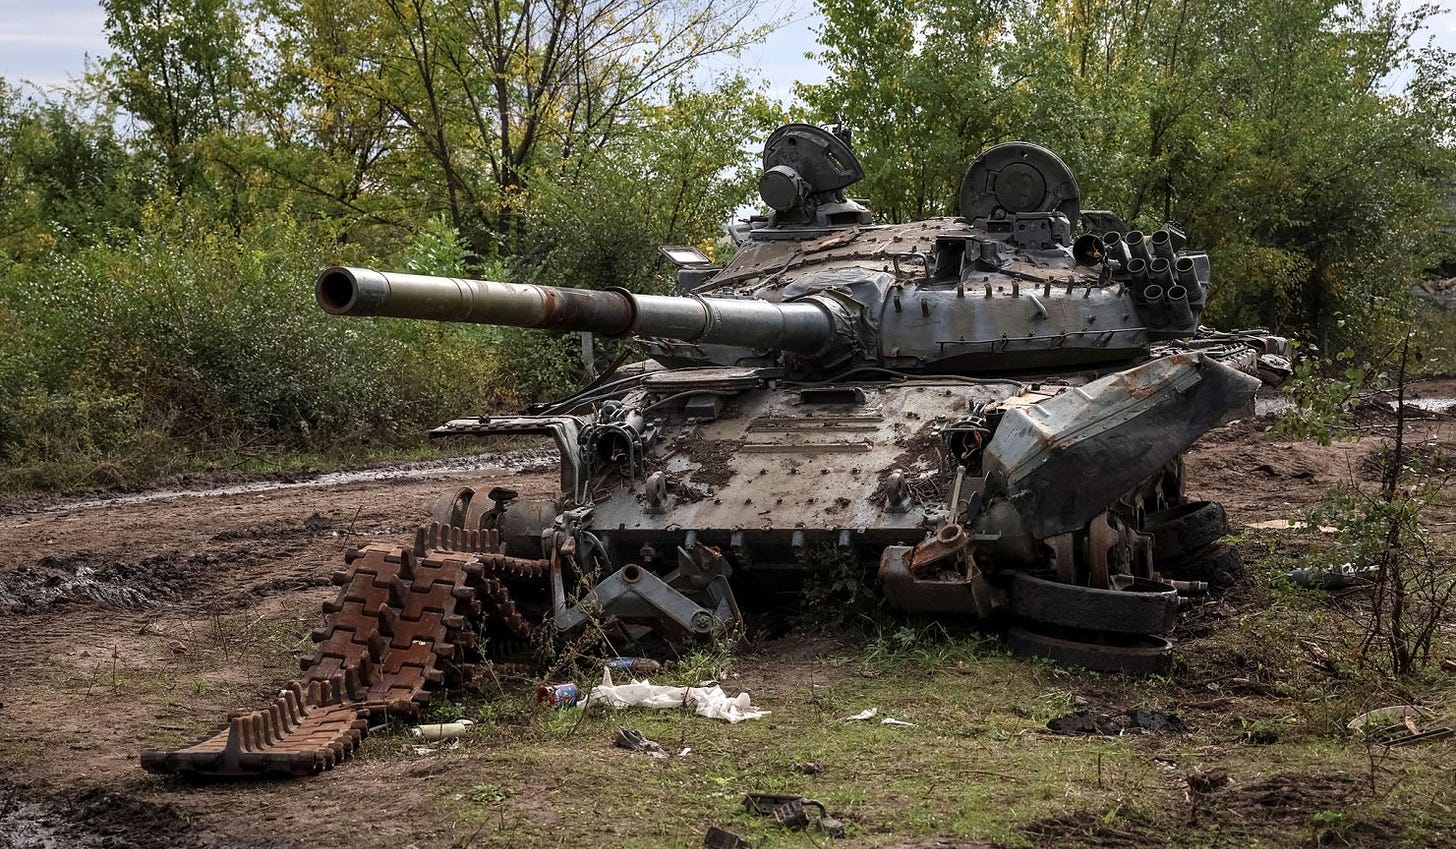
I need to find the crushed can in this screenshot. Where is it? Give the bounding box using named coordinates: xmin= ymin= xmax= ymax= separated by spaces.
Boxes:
xmin=605 ymin=657 xmax=662 ymax=676
xmin=409 ymin=720 xmax=474 ymax=741
xmin=536 ymin=682 xmax=579 ymax=708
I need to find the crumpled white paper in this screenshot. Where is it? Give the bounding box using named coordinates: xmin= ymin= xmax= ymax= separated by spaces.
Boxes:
xmin=687 ymin=685 xmax=769 ymax=723
xmin=583 ymin=670 xmax=769 ymax=722
xmin=843 ymin=707 xmax=913 ymax=726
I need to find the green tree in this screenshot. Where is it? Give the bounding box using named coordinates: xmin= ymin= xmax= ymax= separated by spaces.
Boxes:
xmin=100 ymin=0 xmax=254 ymax=190
xmin=798 ymin=0 xmax=1013 ymax=221
xmin=254 ymin=0 xmax=768 ymax=253
xmin=242 ymin=0 xmax=403 ymax=238
xmin=499 ymin=77 xmax=782 ymax=400
xmin=801 ymin=0 xmax=1456 ymax=353
xmin=0 ymin=81 xmax=146 ymax=259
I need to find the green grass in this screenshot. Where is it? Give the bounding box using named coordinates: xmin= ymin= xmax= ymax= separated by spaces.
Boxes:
xmin=331 ymin=627 xmax=1456 ymax=848
xmin=316 ymin=570 xmax=1456 ymax=849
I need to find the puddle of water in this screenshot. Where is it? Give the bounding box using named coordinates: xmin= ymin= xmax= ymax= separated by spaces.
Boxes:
xmin=25 ymin=447 xmax=559 ymax=516
xmin=0 ymin=786 xmax=221 ymax=849
xmin=1396 ymin=397 xmax=1456 ymax=414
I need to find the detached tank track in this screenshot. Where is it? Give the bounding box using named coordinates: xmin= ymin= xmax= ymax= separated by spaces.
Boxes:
xmin=141 ymin=523 xmax=551 ymax=778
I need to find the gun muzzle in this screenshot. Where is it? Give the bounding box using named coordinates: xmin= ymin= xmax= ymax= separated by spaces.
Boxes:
xmin=1125 ymin=230 xmax=1151 ymax=261
xmin=1151 ymin=229 xmax=1176 ymax=261
xmin=1141 ymin=283 xmax=1168 ymax=328
xmin=1174 ymin=256 xmax=1198 ymax=286
xmin=1127 ymin=257 xmax=1149 ymax=286
xmin=1103 ymin=231 xmax=1131 ymax=265
xmin=1149 ymin=256 xmax=1174 ymax=285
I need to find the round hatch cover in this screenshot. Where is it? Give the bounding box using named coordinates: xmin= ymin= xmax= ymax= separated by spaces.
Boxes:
xmin=959 ymin=141 xmax=1081 ymax=223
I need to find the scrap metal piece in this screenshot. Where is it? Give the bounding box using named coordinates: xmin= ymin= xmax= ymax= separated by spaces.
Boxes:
xmin=552 ymin=556 xmax=740 ymax=635
xmin=772 ymin=799 xmax=812 ymax=829
xmin=140 ymin=678 xmax=371 ymax=777
xmin=742 ymin=793 xmax=841 ymax=837
xmin=743 ymin=794 xmax=828 ymax=822
xmin=878 ymin=523 xmax=997 ymax=616
xmin=703 ymin=826 xmax=753 ymax=849
xmin=430 ymin=416 xmax=585 ymax=502
xmin=613 ymin=728 xmax=668 ymax=757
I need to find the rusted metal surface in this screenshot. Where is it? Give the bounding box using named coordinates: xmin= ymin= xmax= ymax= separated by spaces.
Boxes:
xmin=316 ymin=266 xmax=637 ymax=335
xmin=139 ymin=673 xmax=372 ymax=777
xmin=982 ymin=355 xmax=1261 ymax=539
xmin=317 ymin=266 xmax=844 ymax=355
xmin=142 ymin=524 xmax=552 ymax=779
xmin=878 ymin=523 xmax=997 ymax=616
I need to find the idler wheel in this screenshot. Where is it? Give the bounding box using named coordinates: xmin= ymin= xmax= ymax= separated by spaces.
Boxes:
xmin=430 ymin=486 xmax=476 ymax=528
xmin=1006 ymin=626 xmax=1173 ymax=675
xmin=1009 ymin=573 xmax=1179 ymax=635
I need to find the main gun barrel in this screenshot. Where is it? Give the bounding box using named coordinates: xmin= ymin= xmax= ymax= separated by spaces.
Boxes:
xmin=317 ymin=266 xmax=841 ymax=356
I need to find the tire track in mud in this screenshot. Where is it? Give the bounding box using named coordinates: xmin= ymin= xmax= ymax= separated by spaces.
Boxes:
xmin=0 ymin=552 xmax=220 ymax=614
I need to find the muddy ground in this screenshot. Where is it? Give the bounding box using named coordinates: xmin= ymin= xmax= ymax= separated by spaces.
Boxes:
xmin=1 ymin=389 xmax=1454 ymax=849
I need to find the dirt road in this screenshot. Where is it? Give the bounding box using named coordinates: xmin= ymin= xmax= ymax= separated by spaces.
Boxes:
xmin=1 ymin=397 xmax=1452 ymax=848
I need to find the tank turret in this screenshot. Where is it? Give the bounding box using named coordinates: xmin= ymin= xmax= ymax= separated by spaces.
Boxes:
xmin=323 ymin=125 xmax=1222 ymax=377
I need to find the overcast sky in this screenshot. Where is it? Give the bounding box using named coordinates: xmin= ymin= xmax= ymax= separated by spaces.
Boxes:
xmin=2 ymin=0 xmax=1452 ymax=100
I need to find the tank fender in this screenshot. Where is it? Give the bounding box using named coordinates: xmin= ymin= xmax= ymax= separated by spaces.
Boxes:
xmin=981 ymin=354 xmax=1259 ymax=539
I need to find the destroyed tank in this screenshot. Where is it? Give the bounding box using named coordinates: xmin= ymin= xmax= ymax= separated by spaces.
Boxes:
xmin=142 ymin=123 xmax=1291 ymax=780
xmin=316 ymin=124 xmax=1288 ymax=672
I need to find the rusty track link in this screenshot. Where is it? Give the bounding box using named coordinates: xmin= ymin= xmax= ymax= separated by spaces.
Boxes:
xmin=141 ymin=523 xmax=551 ymax=779
xmin=140 ymin=670 xmax=374 ymax=777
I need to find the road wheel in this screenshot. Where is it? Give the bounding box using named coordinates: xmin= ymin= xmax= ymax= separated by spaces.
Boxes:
xmin=1010 ymin=573 xmax=1179 ymax=635
xmin=1006 ymin=626 xmax=1173 ymax=674
xmin=1145 ymin=500 xmax=1227 ymax=562
xmin=1160 ymin=544 xmax=1244 ymax=590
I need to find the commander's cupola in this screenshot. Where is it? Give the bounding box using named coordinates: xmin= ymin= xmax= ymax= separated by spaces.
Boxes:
xmin=757 ymin=124 xmax=873 ymax=229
